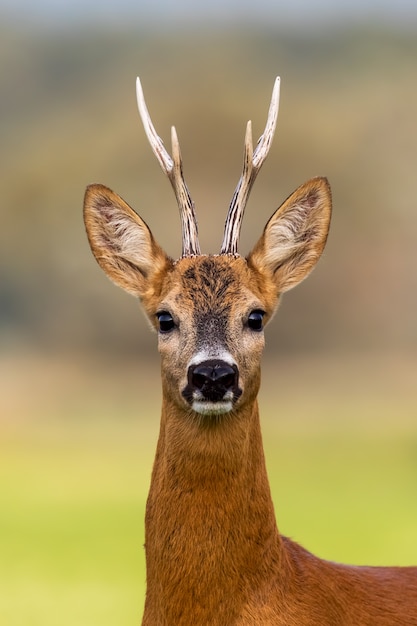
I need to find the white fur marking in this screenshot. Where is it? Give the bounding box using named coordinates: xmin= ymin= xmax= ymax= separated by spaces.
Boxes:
xmin=188 ymin=350 xmax=237 ymax=370
xmin=192 ymin=400 xmax=233 ymax=416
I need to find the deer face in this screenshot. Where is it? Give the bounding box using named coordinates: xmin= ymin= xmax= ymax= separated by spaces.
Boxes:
xmin=84 ymin=176 xmax=331 ymax=418
xmin=150 ymin=255 xmax=277 ymax=416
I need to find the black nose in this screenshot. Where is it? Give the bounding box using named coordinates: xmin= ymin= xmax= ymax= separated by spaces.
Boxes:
xmin=187 ymin=359 xmax=239 ymax=402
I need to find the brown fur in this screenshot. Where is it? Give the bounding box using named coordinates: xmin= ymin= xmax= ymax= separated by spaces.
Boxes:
xmin=84 ymin=176 xmax=417 ymax=624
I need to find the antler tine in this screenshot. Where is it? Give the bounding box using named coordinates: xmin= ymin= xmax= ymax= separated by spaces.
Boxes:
xmin=221 ymin=77 xmax=281 ymax=255
xmin=136 ymin=77 xmax=200 ymax=257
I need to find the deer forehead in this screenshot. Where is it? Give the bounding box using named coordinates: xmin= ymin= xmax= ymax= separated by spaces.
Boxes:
xmin=159 ymin=256 xmax=275 ymax=318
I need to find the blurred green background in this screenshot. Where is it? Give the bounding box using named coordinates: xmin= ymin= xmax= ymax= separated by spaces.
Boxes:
xmin=1 ymin=1 xmax=417 ymax=624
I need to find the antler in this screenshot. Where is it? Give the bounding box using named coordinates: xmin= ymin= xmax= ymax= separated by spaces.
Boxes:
xmin=220 ymin=77 xmax=281 ymax=255
xmin=136 ymin=77 xmax=201 ymax=257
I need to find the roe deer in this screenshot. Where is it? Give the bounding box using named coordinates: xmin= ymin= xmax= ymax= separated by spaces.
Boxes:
xmin=83 ymin=78 xmax=417 ymax=625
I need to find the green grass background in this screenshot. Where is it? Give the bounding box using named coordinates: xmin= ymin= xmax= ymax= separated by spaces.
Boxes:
xmin=1 ymin=353 xmax=416 ymax=625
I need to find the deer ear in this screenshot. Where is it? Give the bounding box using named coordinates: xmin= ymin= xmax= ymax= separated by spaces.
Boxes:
xmin=83 ymin=184 xmax=171 ymax=297
xmin=247 ymin=177 xmax=331 ymax=293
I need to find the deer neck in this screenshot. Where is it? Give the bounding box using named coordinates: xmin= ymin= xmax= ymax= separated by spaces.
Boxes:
xmin=143 ymin=396 xmax=283 ymax=622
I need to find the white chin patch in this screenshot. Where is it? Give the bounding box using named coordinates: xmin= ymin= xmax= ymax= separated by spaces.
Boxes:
xmin=192 ymin=400 xmax=233 ymax=416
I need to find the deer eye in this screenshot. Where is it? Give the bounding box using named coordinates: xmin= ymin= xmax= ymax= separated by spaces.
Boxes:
xmin=247 ymin=310 xmax=265 ymax=332
xmin=156 ymin=311 xmax=175 ymax=333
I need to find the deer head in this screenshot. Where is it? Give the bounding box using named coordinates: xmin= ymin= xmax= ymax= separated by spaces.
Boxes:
xmin=83 ymin=78 xmax=331 ymax=420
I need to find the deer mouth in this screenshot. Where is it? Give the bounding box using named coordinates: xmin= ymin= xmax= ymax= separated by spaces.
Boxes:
xmin=192 ymin=398 xmax=234 ymax=416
